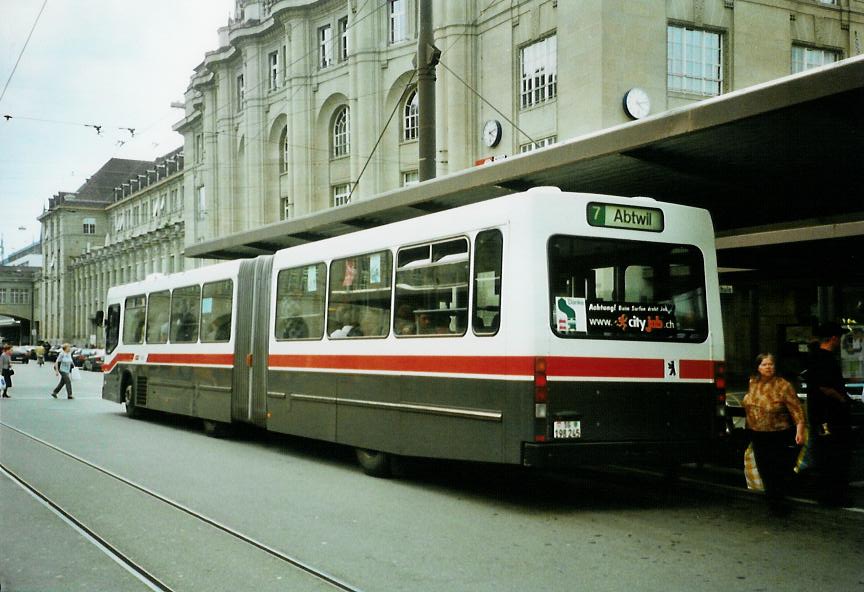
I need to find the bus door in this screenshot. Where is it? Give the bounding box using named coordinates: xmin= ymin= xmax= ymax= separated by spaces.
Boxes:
xmin=232 ymin=256 xmax=273 ymax=427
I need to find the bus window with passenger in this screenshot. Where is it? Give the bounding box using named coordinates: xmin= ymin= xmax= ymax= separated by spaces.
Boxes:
xmin=394 ymin=237 xmax=469 ymax=337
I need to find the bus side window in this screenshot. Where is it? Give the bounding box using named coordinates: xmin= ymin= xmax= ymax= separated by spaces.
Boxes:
xmin=472 ymin=230 xmax=502 ymax=335
xmin=328 ymin=252 xmax=392 ymax=339
xmin=145 ymin=290 xmax=170 ymax=344
xmin=122 ymin=295 xmax=146 ymax=344
xmin=201 ymin=279 xmax=233 ymax=343
xmin=275 ymin=263 xmax=326 ymax=341
xmin=395 ymin=238 xmax=469 ymax=337
xmin=105 ymin=304 xmax=121 ymax=354
xmin=170 ymin=285 xmax=201 ymax=343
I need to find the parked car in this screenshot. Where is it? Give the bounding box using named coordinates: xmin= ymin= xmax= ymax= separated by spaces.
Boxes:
xmin=72 ymin=348 xmax=100 ymax=367
xmin=83 ymin=350 xmax=105 ymax=372
xmin=10 ymin=347 xmax=30 ymax=364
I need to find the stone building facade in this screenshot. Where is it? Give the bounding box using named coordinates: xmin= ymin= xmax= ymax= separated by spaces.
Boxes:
xmin=39 ymin=151 xmax=201 ymax=346
xmin=172 ymin=0 xmax=862 ymax=248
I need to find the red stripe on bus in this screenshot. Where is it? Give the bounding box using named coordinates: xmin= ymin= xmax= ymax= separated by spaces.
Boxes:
xmin=547 ymin=356 xmax=664 ymax=378
xmin=146 ymin=353 xmax=234 ymax=365
xmin=268 ymin=355 xmax=715 ymax=379
xmin=268 ymin=354 xmax=535 ymax=376
xmin=105 ymin=352 xmax=714 ymax=380
xmin=679 ymin=359 xmax=715 ymax=380
xmin=102 ymin=353 xmax=134 ymax=373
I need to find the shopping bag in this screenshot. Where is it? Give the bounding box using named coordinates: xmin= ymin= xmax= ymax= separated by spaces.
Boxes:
xmin=744 ymin=443 xmax=764 ymax=491
xmin=0 ymin=376 xmax=5 ymax=390
xmin=70 ymin=367 xmax=82 ymax=381
xmin=794 ymin=428 xmax=812 ymax=474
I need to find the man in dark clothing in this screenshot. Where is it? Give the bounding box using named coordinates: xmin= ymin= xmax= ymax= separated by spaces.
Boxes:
xmin=806 ymin=322 xmax=853 ymax=506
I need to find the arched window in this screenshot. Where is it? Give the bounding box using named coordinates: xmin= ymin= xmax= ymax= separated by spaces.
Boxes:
xmin=332 ymin=106 xmax=350 ymax=158
xmin=403 ymin=89 xmax=418 ymax=141
xmin=279 ymin=126 xmax=289 ymax=173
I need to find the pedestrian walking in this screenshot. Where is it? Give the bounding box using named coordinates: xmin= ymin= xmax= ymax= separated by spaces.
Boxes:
xmin=50 ymin=343 xmax=75 ymax=400
xmin=806 ymin=322 xmax=853 ymax=507
xmin=742 ymin=353 xmax=805 ymax=515
xmin=35 ymin=342 xmax=45 ymax=366
xmin=1 ymin=344 xmax=13 ymax=398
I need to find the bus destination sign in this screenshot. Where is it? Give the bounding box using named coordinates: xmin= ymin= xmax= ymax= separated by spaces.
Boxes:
xmin=587 ymin=202 xmax=664 ymax=232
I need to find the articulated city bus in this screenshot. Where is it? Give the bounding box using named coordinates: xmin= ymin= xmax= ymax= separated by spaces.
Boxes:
xmin=101 ymin=187 xmax=726 ymax=475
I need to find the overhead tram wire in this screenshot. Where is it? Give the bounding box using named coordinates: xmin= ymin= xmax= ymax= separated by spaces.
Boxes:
xmin=348 ymin=71 xmax=418 ymax=201
xmin=0 ymin=0 xmax=49 ymax=106
xmin=437 ymin=57 xmax=538 ymax=147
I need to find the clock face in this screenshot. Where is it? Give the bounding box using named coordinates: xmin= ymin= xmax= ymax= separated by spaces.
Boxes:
xmin=483 ymin=120 xmax=502 ymax=147
xmin=624 ymin=88 xmax=651 ymax=119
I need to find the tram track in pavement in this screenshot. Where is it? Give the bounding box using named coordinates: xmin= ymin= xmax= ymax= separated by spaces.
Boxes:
xmin=0 ymin=421 xmax=365 ymax=592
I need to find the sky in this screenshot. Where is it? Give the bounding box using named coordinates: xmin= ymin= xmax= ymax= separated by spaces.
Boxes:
xmin=0 ymin=0 xmax=236 ymax=258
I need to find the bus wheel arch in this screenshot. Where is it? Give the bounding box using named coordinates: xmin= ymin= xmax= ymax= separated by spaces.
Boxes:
xmin=121 ymin=372 xmax=140 ymax=419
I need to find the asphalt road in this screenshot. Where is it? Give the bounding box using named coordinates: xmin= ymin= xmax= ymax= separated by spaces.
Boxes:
xmin=2 ymin=362 xmax=863 ymax=591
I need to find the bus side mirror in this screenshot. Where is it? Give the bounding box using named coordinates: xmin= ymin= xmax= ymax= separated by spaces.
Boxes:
xmin=95 ymin=310 xmax=104 ymax=327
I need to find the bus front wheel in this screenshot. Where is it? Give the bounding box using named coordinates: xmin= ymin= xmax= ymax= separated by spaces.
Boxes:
xmin=123 ymin=383 xmax=140 ymax=419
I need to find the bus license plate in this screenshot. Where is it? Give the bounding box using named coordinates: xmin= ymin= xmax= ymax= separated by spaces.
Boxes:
xmin=553 ymin=420 xmax=581 ymax=439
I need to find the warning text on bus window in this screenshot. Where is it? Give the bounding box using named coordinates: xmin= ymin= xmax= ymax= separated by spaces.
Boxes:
xmin=556 ymin=297 xmax=676 ymax=335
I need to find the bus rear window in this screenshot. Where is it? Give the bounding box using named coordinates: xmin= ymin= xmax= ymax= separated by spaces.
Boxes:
xmin=548 ymin=236 xmax=708 ymax=342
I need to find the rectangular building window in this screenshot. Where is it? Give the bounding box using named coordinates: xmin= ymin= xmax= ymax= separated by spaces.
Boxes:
xmin=332 ymin=183 xmax=351 ymax=207
xmin=402 ymin=170 xmax=419 ymax=186
xmin=667 ymin=25 xmax=723 ymax=96
xmin=0 ymin=289 xmax=7 ymax=304
xmin=328 ymin=251 xmax=393 ymax=338
xmin=83 ymin=217 xmax=96 ymax=234
xmin=236 ymin=73 xmax=245 ymax=110
xmin=389 ymin=0 xmax=406 ymax=44
xmin=275 ymin=263 xmax=326 ymax=340
xmin=10 ymin=288 xmax=29 ymax=305
xmin=269 ymin=51 xmax=279 ymax=89
xmin=195 ymin=133 xmax=205 ymax=163
xmin=338 ymin=16 xmax=349 ymax=61
xmin=319 ymin=25 xmax=333 ymax=68
xmin=280 ymin=197 xmax=293 ymax=220
xmin=791 ymin=45 xmax=840 ymax=73
xmin=520 ymin=136 xmax=557 ymax=153
xmin=394 ymin=238 xmax=469 ymax=336
xmin=197 ymin=186 xmax=206 ymax=221
xmin=520 ymin=35 xmax=557 ymax=109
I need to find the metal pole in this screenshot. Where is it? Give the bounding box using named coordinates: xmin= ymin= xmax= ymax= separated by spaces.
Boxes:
xmin=417 ymin=0 xmax=439 ymax=181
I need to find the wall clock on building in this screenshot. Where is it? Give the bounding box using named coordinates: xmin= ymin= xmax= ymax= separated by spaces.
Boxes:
xmin=483 ymin=119 xmax=502 ymax=147
xmin=623 ymin=87 xmax=651 ymax=119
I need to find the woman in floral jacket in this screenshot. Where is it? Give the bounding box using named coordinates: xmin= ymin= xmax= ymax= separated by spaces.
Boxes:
xmin=743 ymin=353 xmax=805 ymax=514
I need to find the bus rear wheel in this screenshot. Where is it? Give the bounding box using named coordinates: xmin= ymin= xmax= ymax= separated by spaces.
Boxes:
xmin=123 ymin=383 xmax=140 ymax=419
xmin=355 ymin=448 xmax=392 ymax=477
xmin=203 ymin=419 xmax=230 ymax=438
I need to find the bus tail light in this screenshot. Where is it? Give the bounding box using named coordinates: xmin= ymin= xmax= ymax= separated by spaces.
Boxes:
xmin=714 ymin=361 xmax=727 ymax=416
xmin=534 ymin=357 xmax=548 ymax=405
xmin=534 ymin=357 xmax=548 ymax=440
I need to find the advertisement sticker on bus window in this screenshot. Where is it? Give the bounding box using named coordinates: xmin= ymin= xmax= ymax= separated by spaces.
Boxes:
xmin=585 ymin=301 xmax=676 ymax=335
xmin=201 ymin=297 xmax=213 ymax=314
xmin=370 ymin=254 xmax=381 ymax=284
xmin=307 ymin=265 xmax=317 ymax=292
xmin=555 ymin=297 xmax=587 ymax=333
